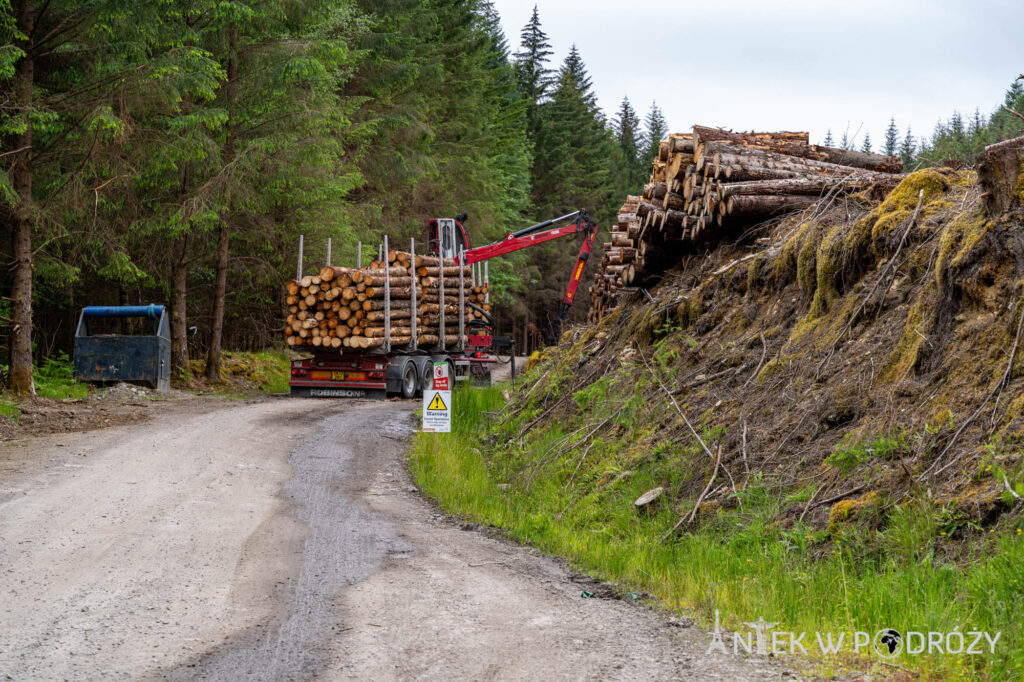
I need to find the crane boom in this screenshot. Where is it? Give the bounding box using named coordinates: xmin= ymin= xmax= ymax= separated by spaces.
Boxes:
xmin=461 ymin=210 xmax=598 ymax=337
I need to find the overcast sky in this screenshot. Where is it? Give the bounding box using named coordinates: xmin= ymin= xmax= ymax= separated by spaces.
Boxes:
xmin=489 ymin=0 xmax=1024 ymax=148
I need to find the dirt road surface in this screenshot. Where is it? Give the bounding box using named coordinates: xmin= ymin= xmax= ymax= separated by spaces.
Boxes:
xmin=0 ymin=399 xmax=791 ymax=680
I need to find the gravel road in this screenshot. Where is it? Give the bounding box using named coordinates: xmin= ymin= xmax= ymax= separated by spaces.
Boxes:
xmin=0 ymin=398 xmax=792 ymax=680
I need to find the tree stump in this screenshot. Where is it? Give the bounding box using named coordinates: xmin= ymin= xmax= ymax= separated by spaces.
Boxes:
xmin=976 ymin=135 xmax=1024 ymax=215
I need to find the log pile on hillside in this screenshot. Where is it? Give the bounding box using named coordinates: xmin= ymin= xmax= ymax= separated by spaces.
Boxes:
xmin=284 ymin=250 xmax=488 ymax=352
xmin=587 ymin=125 xmax=905 ymax=321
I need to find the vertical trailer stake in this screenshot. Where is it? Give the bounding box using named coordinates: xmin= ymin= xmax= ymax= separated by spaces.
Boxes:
xmin=458 ymin=247 xmax=465 ymax=351
xmin=410 ymin=238 xmax=417 ymax=350
xmin=384 ymin=236 xmax=391 ymax=354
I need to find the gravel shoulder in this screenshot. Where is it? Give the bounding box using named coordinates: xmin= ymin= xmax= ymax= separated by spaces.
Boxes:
xmin=0 ymin=397 xmax=794 ymax=681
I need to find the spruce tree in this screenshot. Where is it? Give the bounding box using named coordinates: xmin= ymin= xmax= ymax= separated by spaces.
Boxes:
xmin=950 ymin=111 xmax=965 ymax=140
xmin=642 ymin=101 xmax=668 ymax=164
xmin=989 ymin=80 xmax=1024 ymax=140
xmin=839 ymin=129 xmax=851 ymax=150
xmin=823 ymin=129 xmax=834 ymax=147
xmin=529 ymin=45 xmax=617 ymax=328
xmin=0 ymin=0 xmax=167 ymax=391
xmin=969 ymin=108 xmax=985 ymax=138
xmin=512 ymin=2 xmax=553 ymax=142
xmin=899 ymin=126 xmax=916 ymax=168
xmin=883 ymin=118 xmax=899 ymax=156
xmin=613 ymin=96 xmax=644 ymax=188
xmin=860 ymin=132 xmax=873 ymax=153
xmin=513 ymin=5 xmax=553 ymax=105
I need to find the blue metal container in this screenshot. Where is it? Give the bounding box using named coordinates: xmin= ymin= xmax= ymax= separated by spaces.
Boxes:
xmin=73 ymin=305 xmax=171 ymax=391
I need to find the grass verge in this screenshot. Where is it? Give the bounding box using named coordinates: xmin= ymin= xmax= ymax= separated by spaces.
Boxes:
xmin=410 ymin=386 xmax=1023 ymax=681
xmin=186 ymin=350 xmax=291 ymax=394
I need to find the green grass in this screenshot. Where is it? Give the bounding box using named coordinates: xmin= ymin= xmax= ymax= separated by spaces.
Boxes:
xmin=410 ymin=387 xmax=1024 ymax=681
xmin=34 ymin=352 xmax=91 ymax=399
xmin=230 ymin=350 xmax=291 ymax=394
xmin=189 ymin=350 xmax=291 ymax=394
xmin=0 ymin=396 xmax=19 ymax=422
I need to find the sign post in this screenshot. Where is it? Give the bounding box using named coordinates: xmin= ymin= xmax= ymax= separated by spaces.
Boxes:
xmin=422 ymin=362 xmax=451 ymax=437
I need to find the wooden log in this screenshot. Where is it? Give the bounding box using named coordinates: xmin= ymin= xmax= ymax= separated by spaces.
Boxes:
xmin=418 ymin=277 xmax=464 ymax=289
xmin=364 ymin=326 xmax=414 ymax=338
xmin=669 ymin=134 xmax=695 ymax=155
xmin=361 ymin=300 xmax=413 ymax=311
xmin=803 ymin=145 xmax=903 ymax=173
xmin=415 ymin=265 xmax=471 ymax=277
xmin=701 ymin=142 xmax=894 ymax=179
xmin=365 ymin=309 xmax=413 ymax=322
xmin=414 ymin=255 xmax=458 ymax=267
xmin=365 ymin=286 xmax=412 ymax=299
xmin=606 ymin=247 xmax=637 ymax=264
xmin=360 ymin=266 xmax=408 ymax=278
xmin=692 ymin=125 xmax=810 ymax=156
xmin=362 ymin=275 xmax=413 ymax=287
xmin=725 ymin=194 xmax=819 ymax=216
xmin=719 ymin=174 xmax=899 ymax=198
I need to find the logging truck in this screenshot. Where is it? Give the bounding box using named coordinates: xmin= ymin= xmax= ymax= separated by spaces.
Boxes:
xmin=287 ymin=211 xmax=597 ymax=399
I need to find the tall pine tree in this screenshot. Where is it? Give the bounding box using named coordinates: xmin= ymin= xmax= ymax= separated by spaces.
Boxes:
xmin=642 ymin=101 xmax=667 ymax=164
xmin=860 ymin=132 xmax=873 ymax=153
xmin=883 ymin=118 xmax=899 ymax=156
xmin=513 ymin=5 xmax=553 ymax=109
xmin=900 ymin=126 xmax=916 ymax=168
xmin=612 ymin=96 xmax=644 ymax=189
xmin=528 ymin=45 xmax=617 ymax=330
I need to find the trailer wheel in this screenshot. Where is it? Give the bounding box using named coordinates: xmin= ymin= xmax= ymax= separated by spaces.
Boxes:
xmin=419 ymin=361 xmax=433 ymax=395
xmin=401 ymin=363 xmax=417 ymax=399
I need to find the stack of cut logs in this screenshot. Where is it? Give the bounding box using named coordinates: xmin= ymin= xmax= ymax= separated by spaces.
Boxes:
xmin=284 ymin=250 xmax=489 ymax=351
xmin=587 ymin=125 xmax=905 ymax=321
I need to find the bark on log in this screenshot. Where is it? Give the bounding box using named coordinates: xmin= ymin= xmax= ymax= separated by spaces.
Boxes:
xmin=726 ymin=194 xmax=819 ymax=216
xmin=721 ymin=175 xmax=900 ymax=198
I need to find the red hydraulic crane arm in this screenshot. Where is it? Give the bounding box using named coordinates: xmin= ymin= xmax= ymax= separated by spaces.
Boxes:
xmin=462 ymin=221 xmax=594 ymax=264
xmin=461 ymin=210 xmax=598 ymax=326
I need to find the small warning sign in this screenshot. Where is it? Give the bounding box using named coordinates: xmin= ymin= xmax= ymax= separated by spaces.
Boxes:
xmin=422 ymin=389 xmax=452 ymax=433
xmin=432 ymin=362 xmax=450 ymax=391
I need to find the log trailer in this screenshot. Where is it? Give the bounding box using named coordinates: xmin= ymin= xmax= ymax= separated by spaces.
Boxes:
xmin=288 ymin=210 xmax=598 ymax=398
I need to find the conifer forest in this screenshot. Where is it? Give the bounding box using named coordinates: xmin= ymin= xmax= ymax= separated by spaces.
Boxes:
xmin=1 ymin=1 xmax=1022 ymax=391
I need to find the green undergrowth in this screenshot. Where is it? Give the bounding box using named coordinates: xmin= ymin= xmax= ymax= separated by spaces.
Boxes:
xmin=185 ymin=350 xmax=291 ymax=394
xmin=411 ymin=385 xmax=1023 ymax=679
xmin=0 ymin=396 xmax=19 ymax=422
xmin=34 ymin=352 xmax=92 ymax=399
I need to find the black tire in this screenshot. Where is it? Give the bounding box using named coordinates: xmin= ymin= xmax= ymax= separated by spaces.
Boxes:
xmin=419 ymin=361 xmax=433 ymax=395
xmin=401 ymin=363 xmax=417 ymax=399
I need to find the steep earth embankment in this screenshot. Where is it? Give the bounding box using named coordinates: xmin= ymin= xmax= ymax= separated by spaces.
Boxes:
xmin=484 ymin=157 xmax=1024 ymax=679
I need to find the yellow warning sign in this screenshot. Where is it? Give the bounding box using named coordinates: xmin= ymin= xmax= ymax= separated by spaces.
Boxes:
xmin=422 ymin=389 xmax=452 ymax=433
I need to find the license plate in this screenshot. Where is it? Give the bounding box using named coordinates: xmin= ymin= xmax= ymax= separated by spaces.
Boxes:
xmin=310 ymin=370 xmax=365 ymax=380
xmin=309 ymin=388 xmax=365 ymax=398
